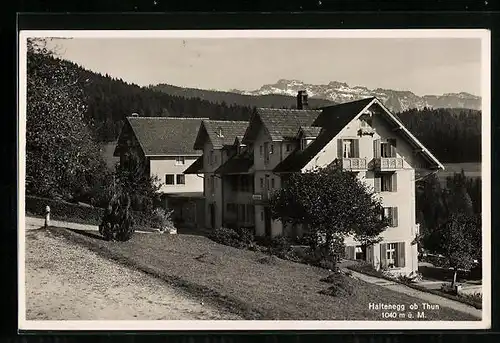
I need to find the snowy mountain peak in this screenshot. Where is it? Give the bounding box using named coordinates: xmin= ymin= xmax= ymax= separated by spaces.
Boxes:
xmin=233 ymin=80 xmax=481 ymax=112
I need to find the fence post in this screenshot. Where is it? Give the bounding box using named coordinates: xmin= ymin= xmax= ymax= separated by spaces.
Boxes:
xmin=44 ymin=205 xmax=51 ymax=228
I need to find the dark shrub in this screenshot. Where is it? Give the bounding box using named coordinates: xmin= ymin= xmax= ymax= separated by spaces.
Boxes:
xmin=99 ymin=193 xmax=135 ymax=241
xmin=235 ymin=226 xmax=255 ymax=246
xmin=209 ymin=227 xmax=242 ymax=248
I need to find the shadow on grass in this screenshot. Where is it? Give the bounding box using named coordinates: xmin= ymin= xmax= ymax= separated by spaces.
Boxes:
xmin=67 ymin=228 xmax=107 ymax=241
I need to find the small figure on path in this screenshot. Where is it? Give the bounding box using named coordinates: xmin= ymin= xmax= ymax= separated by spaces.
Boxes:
xmin=44 ymin=205 xmax=51 ymax=228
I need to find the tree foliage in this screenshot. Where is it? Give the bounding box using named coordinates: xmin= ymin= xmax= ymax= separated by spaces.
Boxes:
xmin=396 ymin=108 xmax=481 ymax=163
xmin=425 ymin=213 xmax=481 ymax=286
xmin=26 ymin=38 xmax=108 ymax=202
xmin=269 ymin=165 xmax=389 ymax=254
xmin=417 ymin=170 xmax=482 ymax=258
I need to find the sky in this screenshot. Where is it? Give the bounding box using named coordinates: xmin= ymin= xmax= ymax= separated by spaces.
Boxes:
xmin=45 ymin=36 xmax=482 ymax=96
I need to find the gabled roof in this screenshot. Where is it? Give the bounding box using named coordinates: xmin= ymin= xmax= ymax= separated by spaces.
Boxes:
xmin=214 ymin=148 xmax=254 ymax=175
xmin=274 ymin=97 xmax=444 ymax=173
xmin=298 ymin=126 xmax=322 ymax=139
xmin=115 ymin=116 xmax=208 ymax=157
xmin=274 ymin=98 xmax=375 ymax=172
xmin=242 ymin=108 xmax=322 ymax=143
xmin=183 ymin=155 xmax=204 ymax=174
xmin=193 ymin=120 xmax=249 ymax=150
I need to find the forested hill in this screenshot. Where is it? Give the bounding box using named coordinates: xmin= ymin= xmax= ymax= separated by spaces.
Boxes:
xmin=52 ymin=56 xmax=481 ymax=163
xmin=396 ymin=108 xmax=481 ymax=163
xmin=52 ymin=57 xmax=256 ymax=142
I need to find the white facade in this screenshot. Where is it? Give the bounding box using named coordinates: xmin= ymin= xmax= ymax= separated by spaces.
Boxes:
xmin=149 ymin=156 xmax=204 ymax=194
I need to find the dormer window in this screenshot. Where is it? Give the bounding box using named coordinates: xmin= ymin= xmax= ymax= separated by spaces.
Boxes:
xmin=175 ymin=156 xmax=185 ymax=165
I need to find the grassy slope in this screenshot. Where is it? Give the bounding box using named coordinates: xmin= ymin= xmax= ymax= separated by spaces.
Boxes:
xmin=49 ymin=227 xmax=478 ymax=321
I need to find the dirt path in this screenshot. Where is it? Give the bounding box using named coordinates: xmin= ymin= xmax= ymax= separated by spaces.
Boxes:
xmin=25 ymin=228 xmax=241 ymax=320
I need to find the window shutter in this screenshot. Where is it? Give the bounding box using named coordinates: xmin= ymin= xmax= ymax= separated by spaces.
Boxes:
xmin=392 ymin=207 xmax=398 ymax=227
xmin=390 ymin=139 xmax=397 ymax=157
xmin=373 ymin=139 xmax=381 ymax=158
xmin=337 ymin=139 xmax=343 ymax=158
xmin=353 ymin=139 xmax=360 ymax=158
xmin=391 ymin=172 xmax=398 ymax=192
xmin=380 ymin=243 xmax=387 ymax=268
xmin=397 ymin=242 xmax=406 ymax=267
xmin=374 ymin=175 xmax=381 ymax=192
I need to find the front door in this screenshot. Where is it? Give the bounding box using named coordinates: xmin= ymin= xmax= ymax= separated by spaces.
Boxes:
xmin=264 ymin=206 xmax=272 ymax=237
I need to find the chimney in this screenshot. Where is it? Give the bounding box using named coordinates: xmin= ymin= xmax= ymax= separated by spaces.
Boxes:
xmin=297 ymin=90 xmax=308 ymax=110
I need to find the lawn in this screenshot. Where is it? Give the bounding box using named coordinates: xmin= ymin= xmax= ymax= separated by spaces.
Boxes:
xmin=49 ymin=227 xmax=479 ymax=321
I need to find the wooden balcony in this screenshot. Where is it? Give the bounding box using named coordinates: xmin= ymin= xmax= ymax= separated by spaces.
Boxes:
xmin=341 ymin=157 xmax=368 ymax=171
xmin=374 ymin=157 xmax=404 ymax=171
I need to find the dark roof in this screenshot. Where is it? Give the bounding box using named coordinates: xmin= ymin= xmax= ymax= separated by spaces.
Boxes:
xmin=299 ymin=126 xmax=322 ymax=138
xmin=125 ymin=117 xmax=207 ymax=156
xmin=183 ymin=155 xmax=204 ymax=174
xmin=253 ymin=108 xmax=322 ymax=141
xmin=274 ymin=98 xmax=375 ymax=172
xmin=214 ymin=149 xmax=254 ymax=175
xmin=194 ymin=120 xmax=249 ymax=150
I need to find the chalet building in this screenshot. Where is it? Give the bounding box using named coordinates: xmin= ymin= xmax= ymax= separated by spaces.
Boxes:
xmin=186 ymin=119 xmax=251 ymax=230
xmin=114 ymin=115 xmax=207 ymax=228
xmin=189 ymin=91 xmax=444 ymax=275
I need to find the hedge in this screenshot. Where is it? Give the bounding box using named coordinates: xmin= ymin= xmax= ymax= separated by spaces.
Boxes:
xmin=347 ymin=263 xmax=482 ymax=309
xmin=25 ymin=195 xmax=157 ymax=232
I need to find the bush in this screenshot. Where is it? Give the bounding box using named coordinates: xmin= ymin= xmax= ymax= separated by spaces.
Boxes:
xmin=319 ymin=274 xmax=356 ymax=297
xmin=235 ymin=226 xmax=255 ymax=246
xmin=209 ymin=227 xmax=242 ymax=248
xmin=150 ymin=207 xmax=175 ymax=231
xmin=99 ymin=194 xmax=135 ymax=241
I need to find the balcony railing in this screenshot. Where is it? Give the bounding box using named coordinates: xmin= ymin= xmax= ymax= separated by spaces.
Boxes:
xmin=374 ymin=157 xmax=404 ymax=171
xmin=341 ymin=157 xmax=368 ymax=171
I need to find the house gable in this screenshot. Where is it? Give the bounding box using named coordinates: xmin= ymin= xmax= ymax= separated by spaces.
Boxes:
xmin=273 ymin=97 xmax=444 ymax=173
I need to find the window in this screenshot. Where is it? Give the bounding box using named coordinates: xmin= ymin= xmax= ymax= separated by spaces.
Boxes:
xmin=165 ymin=174 xmax=175 ymax=185
xmin=260 ymin=210 xmax=264 ymax=221
xmin=175 ymin=156 xmax=185 ymax=165
xmin=380 ymin=139 xmax=397 ymax=158
xmin=264 ymin=142 xmax=270 ymax=163
xmin=378 ymin=172 xmax=397 ymax=192
xmin=343 ymin=140 xmax=352 ymax=158
xmin=386 ymin=243 xmax=396 ymax=267
xmin=286 ymin=143 xmax=292 ymax=152
xmin=270 ymin=144 xmax=274 ymax=154
xmin=300 ymin=139 xmax=306 ymax=150
xmin=259 ymin=145 xmax=263 ymax=156
xmin=382 ymin=207 xmax=398 ymax=227
xmin=260 ymin=177 xmax=264 ymax=189
xmin=338 ymin=139 xmax=359 ymax=158
xmin=271 ymin=178 xmax=275 ymax=189
xmin=238 ymin=204 xmax=246 ymax=222
xmin=176 ymin=174 xmax=185 ymax=185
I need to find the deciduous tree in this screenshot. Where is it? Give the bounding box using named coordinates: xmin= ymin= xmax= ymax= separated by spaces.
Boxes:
xmin=269 ymin=165 xmax=389 ymax=256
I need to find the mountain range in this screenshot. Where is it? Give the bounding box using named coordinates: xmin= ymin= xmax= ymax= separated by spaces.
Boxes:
xmin=229 ymin=79 xmax=481 ymax=112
